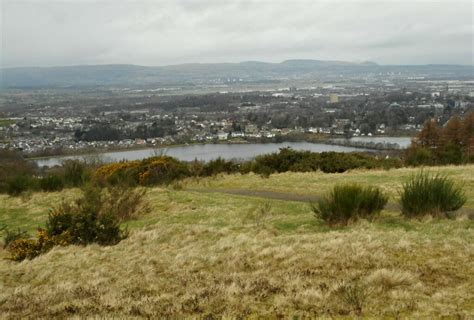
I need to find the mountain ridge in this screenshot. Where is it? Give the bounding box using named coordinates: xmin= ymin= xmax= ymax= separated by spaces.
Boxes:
xmin=1 ymin=59 xmax=472 ymax=88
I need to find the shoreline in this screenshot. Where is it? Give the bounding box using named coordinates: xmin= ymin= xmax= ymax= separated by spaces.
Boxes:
xmin=24 ymin=135 xmax=411 ymax=161
xmin=23 ymin=135 xmax=324 ymax=160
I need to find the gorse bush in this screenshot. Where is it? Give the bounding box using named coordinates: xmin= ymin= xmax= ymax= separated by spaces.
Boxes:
xmin=96 ymin=156 xmax=189 ymax=186
xmin=202 ymin=157 xmax=240 ymax=176
xmin=139 ymin=157 xmax=190 ymax=185
xmin=7 ymin=229 xmax=72 ymax=261
xmin=313 ymin=184 xmax=388 ymax=226
xmin=2 ymin=150 xmax=404 ymax=195
xmin=2 ymin=229 xmax=30 ymax=249
xmin=250 ymin=149 xmax=402 ymax=176
xmin=101 ymin=185 xmax=148 ymax=221
xmin=7 ymin=183 xmax=146 ymax=261
xmin=399 ymin=171 xmax=466 ymax=218
xmin=45 ymin=184 xmax=128 ymax=245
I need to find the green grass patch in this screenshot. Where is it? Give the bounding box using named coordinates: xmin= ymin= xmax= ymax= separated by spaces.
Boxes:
xmin=0 ymin=119 xmax=15 ymax=127
xmin=375 ymin=216 xmax=417 ymax=231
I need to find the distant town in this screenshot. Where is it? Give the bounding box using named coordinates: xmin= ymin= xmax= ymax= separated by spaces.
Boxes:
xmin=1 ymin=69 xmax=473 ymax=157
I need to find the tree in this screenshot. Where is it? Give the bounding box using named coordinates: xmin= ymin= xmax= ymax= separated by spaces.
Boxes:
xmin=417 ymin=119 xmax=440 ymax=149
xmin=461 ymin=111 xmax=474 ymax=157
xmin=441 ymin=115 xmax=463 ymax=146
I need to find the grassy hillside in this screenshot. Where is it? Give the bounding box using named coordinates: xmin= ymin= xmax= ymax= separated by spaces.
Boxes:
xmin=1 ymin=165 xmax=473 ymax=317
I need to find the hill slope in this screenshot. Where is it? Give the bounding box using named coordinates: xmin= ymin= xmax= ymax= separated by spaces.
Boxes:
xmin=0 ymin=165 xmax=473 ymax=317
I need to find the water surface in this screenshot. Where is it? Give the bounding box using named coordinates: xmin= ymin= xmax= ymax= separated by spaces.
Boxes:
xmin=34 ymin=142 xmax=373 ymax=167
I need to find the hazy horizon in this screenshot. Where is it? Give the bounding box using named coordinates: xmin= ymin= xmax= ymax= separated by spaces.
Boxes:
xmin=1 ymin=0 xmax=473 ymax=68
xmin=2 ymin=58 xmax=474 ymax=70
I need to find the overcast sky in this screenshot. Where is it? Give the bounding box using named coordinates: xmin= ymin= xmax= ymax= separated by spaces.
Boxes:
xmin=1 ymin=0 xmax=473 ymax=67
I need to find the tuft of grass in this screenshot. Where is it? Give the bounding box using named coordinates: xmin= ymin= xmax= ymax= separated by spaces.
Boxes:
xmin=332 ymin=280 xmax=373 ymax=315
xmin=399 ymin=171 xmax=466 ymax=218
xmin=366 ymin=268 xmax=416 ymax=293
xmin=312 ymin=184 xmax=388 ymax=226
xmin=246 ymin=202 xmax=273 ymax=228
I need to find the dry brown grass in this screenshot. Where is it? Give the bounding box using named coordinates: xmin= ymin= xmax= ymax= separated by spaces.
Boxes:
xmin=184 ymin=164 xmax=474 ymax=208
xmin=0 ymin=166 xmax=473 ymax=317
xmin=1 ymin=222 xmax=472 ymax=318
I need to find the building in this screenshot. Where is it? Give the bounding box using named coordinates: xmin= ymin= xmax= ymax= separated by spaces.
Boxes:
xmin=245 ymin=124 xmax=258 ymax=135
xmin=217 ymin=131 xmax=228 ymax=141
xmin=329 ymin=94 xmax=339 ymax=103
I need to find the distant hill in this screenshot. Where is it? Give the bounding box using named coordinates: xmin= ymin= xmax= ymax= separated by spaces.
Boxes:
xmin=0 ymin=60 xmax=472 ymax=88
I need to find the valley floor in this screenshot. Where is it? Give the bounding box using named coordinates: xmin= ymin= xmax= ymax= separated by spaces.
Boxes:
xmin=0 ymin=165 xmax=473 ymax=318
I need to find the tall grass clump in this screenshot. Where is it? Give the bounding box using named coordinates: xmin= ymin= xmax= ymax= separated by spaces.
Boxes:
xmin=399 ymin=171 xmax=466 ymax=218
xmin=313 ymin=184 xmax=388 ymax=226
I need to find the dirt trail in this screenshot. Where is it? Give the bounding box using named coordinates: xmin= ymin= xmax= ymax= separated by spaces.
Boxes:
xmin=185 ymin=188 xmax=474 ymax=217
xmin=187 ymin=188 xmax=321 ymax=203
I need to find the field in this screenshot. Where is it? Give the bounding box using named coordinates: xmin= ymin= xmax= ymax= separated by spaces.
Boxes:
xmin=1 ymin=165 xmax=473 ymax=318
xmin=0 ymin=119 xmax=15 ymax=127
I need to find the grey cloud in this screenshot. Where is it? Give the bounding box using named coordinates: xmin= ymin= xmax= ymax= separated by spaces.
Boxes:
xmin=1 ymin=0 xmax=473 ymax=67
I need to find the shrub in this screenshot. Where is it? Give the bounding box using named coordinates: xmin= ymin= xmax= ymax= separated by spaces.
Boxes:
xmin=250 ymin=149 xmax=401 ymax=175
xmin=202 ymin=157 xmax=240 ymax=176
xmin=95 ymin=160 xmax=141 ymax=185
xmin=46 ymin=184 xmax=128 ymax=246
xmin=0 ymin=150 xmax=37 ymax=193
xmin=252 ymin=148 xmax=316 ymax=174
xmin=62 ymin=159 xmax=89 ymax=187
xmin=7 ymin=229 xmax=71 ymax=261
xmin=3 ymin=229 xmax=30 ymax=249
xmin=313 ymin=184 xmax=388 ymax=226
xmin=7 ymin=238 xmax=40 ymax=261
xmin=38 ymin=174 xmax=65 ymax=192
xmin=319 ymin=152 xmax=359 ymax=173
xmin=7 ymin=183 xmax=144 ymax=261
xmin=139 ymin=156 xmax=190 ymax=185
xmin=96 ymin=156 xmax=190 ymax=186
xmin=188 ymin=159 xmax=205 ymax=177
xmin=358 ymin=187 xmax=389 ymax=219
xmin=6 ymin=175 xmax=34 ymax=196
xmin=101 ymin=185 xmax=148 ymax=221
xmin=399 ymin=171 xmax=466 ymax=217
xmin=437 ymin=143 xmax=466 ymax=165
xmin=404 ymin=146 xmax=435 ymax=166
